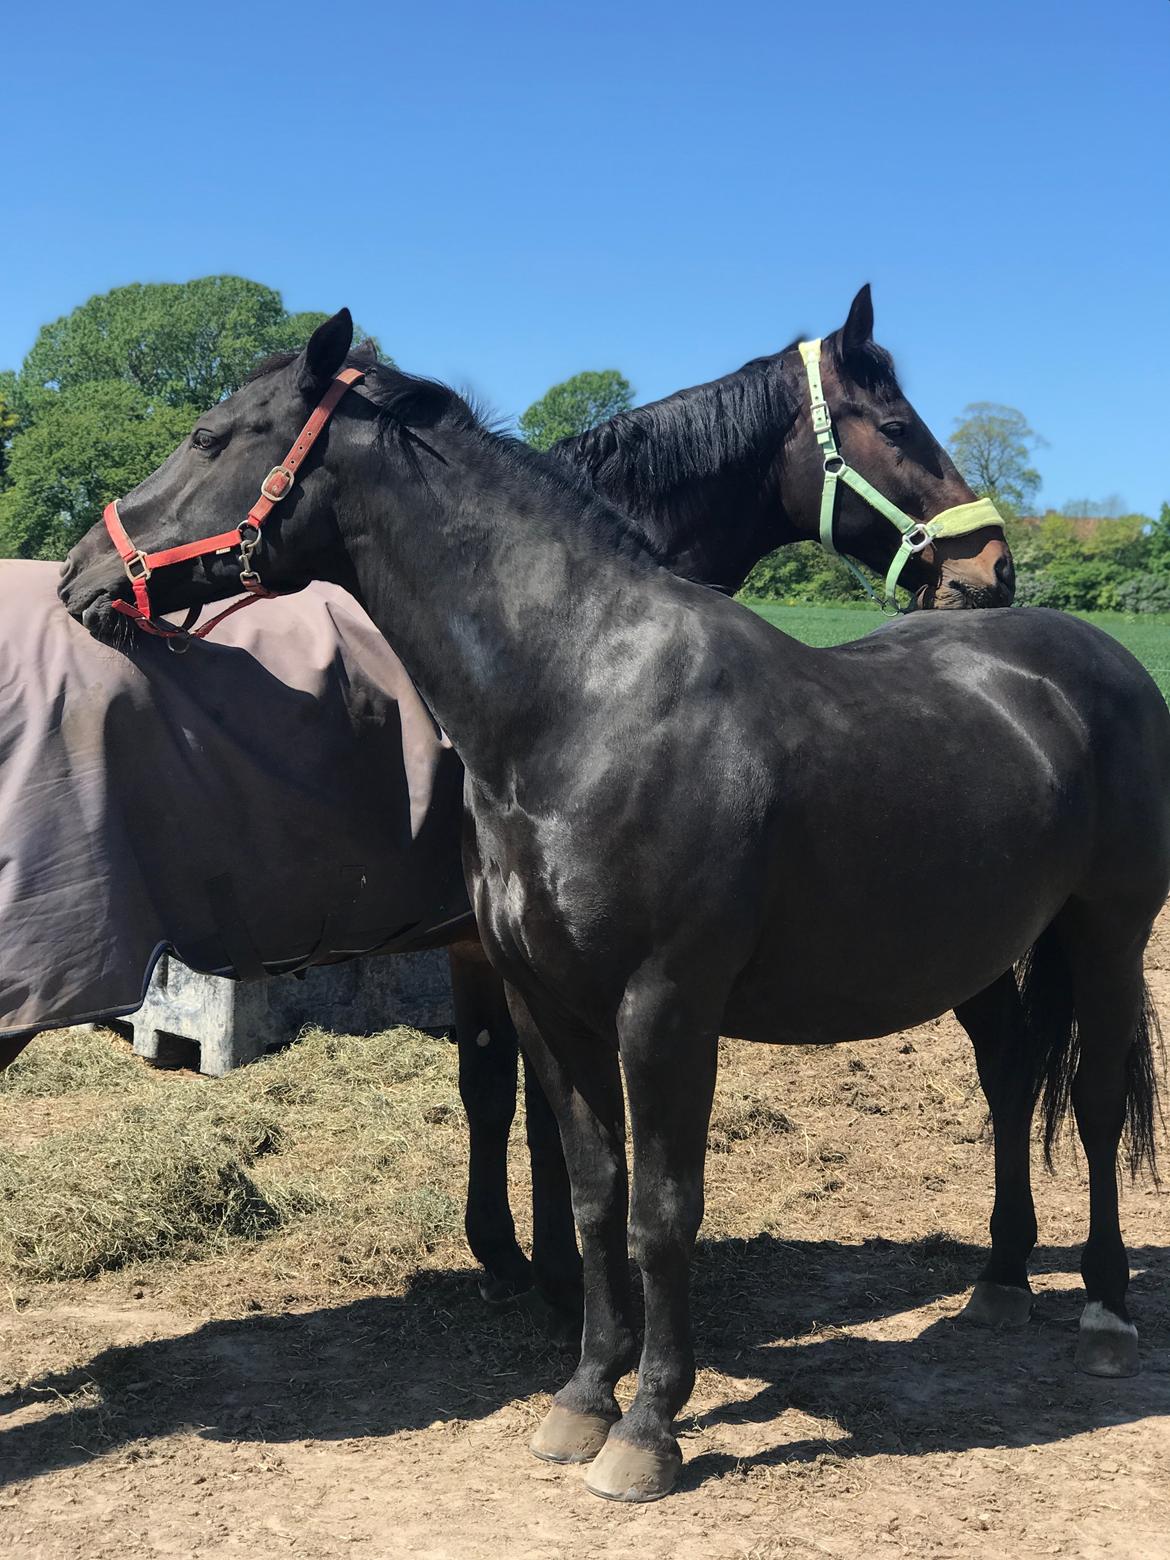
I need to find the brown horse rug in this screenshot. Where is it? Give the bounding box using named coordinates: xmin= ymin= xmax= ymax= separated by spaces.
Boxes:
xmin=0 ymin=562 xmax=470 ymax=1038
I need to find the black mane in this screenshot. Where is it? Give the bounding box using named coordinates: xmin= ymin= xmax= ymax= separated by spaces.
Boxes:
xmin=248 ymin=346 xmax=481 ymax=433
xmin=553 ymin=341 xmax=805 ymax=534
xmin=245 ymin=343 xmax=666 ymax=563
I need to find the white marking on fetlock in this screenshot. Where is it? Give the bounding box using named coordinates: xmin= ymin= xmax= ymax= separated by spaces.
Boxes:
xmin=1080 ymin=1301 xmax=1138 ymax=1338
xmin=476 ymin=1028 xmax=491 ymax=1048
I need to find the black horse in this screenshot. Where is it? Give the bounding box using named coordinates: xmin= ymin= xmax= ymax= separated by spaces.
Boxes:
xmin=61 ymin=310 xmax=1168 ymax=1501
xmin=450 ymin=285 xmax=1015 ymax=1312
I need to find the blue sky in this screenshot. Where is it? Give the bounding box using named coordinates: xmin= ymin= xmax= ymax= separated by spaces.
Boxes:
xmin=3 ymin=0 xmax=1168 ymax=514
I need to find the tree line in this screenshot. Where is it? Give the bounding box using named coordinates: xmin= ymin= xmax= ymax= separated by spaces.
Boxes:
xmin=2 ymin=278 xmax=1165 ymax=613
xmin=0 ymin=276 xmax=632 ymax=562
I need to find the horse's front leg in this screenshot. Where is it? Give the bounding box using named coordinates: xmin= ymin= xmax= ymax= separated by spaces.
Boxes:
xmin=448 ymin=943 xmax=532 ymax=1302
xmin=585 ymin=998 xmax=718 ymax=1502
xmin=953 ymin=969 xmax=1038 ymax=1327
xmin=449 ymin=941 xmax=582 ymax=1317
xmin=510 ymin=992 xmax=638 ymax=1465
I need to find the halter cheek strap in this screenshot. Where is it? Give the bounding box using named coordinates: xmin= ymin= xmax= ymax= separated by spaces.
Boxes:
xmin=103 ymin=366 xmax=365 ymax=644
xmin=797 ymin=339 xmax=1005 ymax=612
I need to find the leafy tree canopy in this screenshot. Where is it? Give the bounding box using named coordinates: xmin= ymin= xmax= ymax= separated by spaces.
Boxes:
xmin=519 ymin=369 xmax=634 ymax=451
xmin=16 ymin=277 xmax=375 ymax=412
xmin=0 ymin=382 xmax=196 ymax=560
xmin=741 ymin=541 xmax=873 ymax=605
xmin=0 ymin=388 xmax=17 ymax=486
xmin=947 ymin=401 xmax=1046 ymax=514
xmin=0 ymin=277 xmax=379 ymax=559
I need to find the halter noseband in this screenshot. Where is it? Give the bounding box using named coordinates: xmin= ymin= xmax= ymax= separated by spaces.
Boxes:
xmin=797 ymin=339 xmax=1004 ymax=612
xmin=102 ymin=366 xmax=366 ymax=644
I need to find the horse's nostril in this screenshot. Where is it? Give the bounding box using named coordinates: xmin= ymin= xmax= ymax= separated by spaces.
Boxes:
xmin=995 ymin=554 xmax=1014 ymax=587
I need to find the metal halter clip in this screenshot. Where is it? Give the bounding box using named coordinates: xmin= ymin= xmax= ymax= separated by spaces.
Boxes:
xmin=238 ymin=520 xmax=262 ymax=589
xmin=903 ymin=524 xmax=932 ymax=554
xmin=124 ymin=550 xmax=151 ymax=583
xmin=260 ymin=465 xmax=294 ymax=502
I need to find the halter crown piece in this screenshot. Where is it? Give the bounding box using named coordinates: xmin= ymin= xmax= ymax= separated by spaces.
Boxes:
xmin=102 ymin=367 xmax=366 ymax=644
xmin=797 ymin=339 xmax=1005 ymax=611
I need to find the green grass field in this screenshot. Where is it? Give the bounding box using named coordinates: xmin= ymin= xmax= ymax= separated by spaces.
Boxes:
xmin=746 ymin=602 xmax=1170 ymax=703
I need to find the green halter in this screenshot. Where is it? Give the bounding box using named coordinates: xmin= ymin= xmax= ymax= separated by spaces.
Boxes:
xmin=798 ymin=338 xmax=1005 ymax=612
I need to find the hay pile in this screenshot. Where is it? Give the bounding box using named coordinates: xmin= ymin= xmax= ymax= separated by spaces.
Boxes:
xmin=0 ymin=1012 xmax=997 ymax=1311
xmin=0 ymin=1024 xmax=464 ymax=1291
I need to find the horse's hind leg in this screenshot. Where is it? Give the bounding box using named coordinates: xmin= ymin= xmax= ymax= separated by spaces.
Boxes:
xmin=1058 ymin=901 xmax=1161 ymax=1378
xmin=954 ymin=971 xmax=1037 ymax=1327
xmin=523 ymin=1054 xmax=584 ymax=1318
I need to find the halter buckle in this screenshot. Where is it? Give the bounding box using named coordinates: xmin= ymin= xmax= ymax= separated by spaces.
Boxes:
xmin=124 ymin=551 xmax=151 ymax=583
xmin=260 ymin=465 xmax=294 ymax=502
xmin=811 ymin=401 xmax=832 ymax=436
xmin=903 ymin=524 xmax=932 ymax=554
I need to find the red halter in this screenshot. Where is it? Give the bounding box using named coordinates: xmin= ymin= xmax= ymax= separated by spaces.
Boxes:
xmin=103 ymin=367 xmax=365 ymax=642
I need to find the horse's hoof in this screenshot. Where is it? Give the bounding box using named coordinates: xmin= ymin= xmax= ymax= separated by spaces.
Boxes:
xmin=583 ymin=1434 xmax=682 ymax=1502
xmin=530 ymin=1404 xmax=618 ymax=1464
xmin=478 ymin=1272 xmax=534 ymax=1308
xmin=1076 ymin=1303 xmax=1140 ymax=1378
xmin=960 ymin=1280 xmax=1034 ymax=1328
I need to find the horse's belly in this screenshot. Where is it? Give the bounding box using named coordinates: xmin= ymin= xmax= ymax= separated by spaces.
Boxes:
xmin=723 ymin=865 xmax=1070 ymax=1046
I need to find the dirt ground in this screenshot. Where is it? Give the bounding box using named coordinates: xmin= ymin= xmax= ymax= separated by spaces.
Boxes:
xmin=2 ymin=917 xmax=1170 ymax=1559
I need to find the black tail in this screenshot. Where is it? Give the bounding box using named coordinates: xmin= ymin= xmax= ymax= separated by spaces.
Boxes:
xmin=1016 ymin=923 xmax=1162 ymax=1181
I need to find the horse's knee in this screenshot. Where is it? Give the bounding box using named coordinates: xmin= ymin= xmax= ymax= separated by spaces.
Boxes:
xmin=458 ymin=1030 xmax=518 ymax=1127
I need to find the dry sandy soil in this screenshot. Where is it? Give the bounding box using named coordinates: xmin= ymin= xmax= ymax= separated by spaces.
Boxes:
xmin=2 ymin=917 xmax=1170 ymax=1559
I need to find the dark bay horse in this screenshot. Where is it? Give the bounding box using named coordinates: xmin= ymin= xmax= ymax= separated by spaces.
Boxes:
xmin=61 ymin=313 xmax=1168 ymax=1501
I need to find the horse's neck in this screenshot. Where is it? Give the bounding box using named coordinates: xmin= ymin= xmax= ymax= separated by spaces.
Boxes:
xmin=554 ymin=365 xmax=796 ymax=591
xmin=335 ymin=433 xmax=671 ymax=791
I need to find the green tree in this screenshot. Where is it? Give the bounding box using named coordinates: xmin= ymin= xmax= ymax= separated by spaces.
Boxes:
xmin=740 ymin=542 xmax=871 ymax=604
xmin=1 ymin=277 xmax=379 ymax=559
xmin=519 ymin=369 xmax=634 ymax=451
xmin=0 ymin=387 xmax=18 ymax=487
xmin=1009 ymin=509 xmax=1152 ymax=611
xmin=17 ymin=278 xmax=376 ymax=411
xmin=1144 ymin=503 xmax=1170 ymax=575
xmin=948 ymin=402 xmax=1046 ymax=513
xmin=0 ymin=382 xmax=195 ymax=559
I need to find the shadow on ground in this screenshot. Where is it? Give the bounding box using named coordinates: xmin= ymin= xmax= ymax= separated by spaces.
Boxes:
xmin=2 ymin=1232 xmax=1167 ymax=1490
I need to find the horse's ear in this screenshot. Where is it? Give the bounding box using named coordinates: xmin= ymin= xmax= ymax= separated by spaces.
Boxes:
xmin=841 ymin=284 xmax=874 ymax=358
xmin=299 ymin=309 xmax=354 ymax=393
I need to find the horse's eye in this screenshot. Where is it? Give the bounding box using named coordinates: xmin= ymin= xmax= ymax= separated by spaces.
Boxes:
xmin=192 ymin=429 xmax=219 ymax=452
xmin=879 ymin=420 xmax=908 ymax=441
